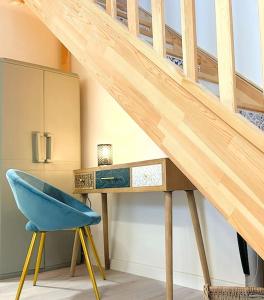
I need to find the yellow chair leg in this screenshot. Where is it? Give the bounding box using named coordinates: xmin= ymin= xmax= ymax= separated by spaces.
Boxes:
xmin=84 ymin=226 xmax=106 ymax=280
xmin=33 ymin=232 xmax=46 ymax=286
xmin=15 ymin=232 xmax=37 ymax=300
xmin=79 ymin=228 xmax=100 ymax=300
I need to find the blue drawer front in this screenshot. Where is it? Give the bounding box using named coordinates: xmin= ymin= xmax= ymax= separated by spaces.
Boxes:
xmin=96 ymin=168 xmax=130 ymax=189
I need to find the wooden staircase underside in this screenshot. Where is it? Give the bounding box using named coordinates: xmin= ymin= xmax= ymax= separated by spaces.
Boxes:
xmin=108 ymin=0 xmax=264 ymax=113
xmin=24 ymin=0 xmax=264 ymax=259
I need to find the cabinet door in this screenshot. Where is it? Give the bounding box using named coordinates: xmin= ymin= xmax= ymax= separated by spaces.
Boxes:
xmin=43 ymin=71 xmax=80 ymax=171
xmin=0 ymin=62 xmax=44 ymax=276
xmin=0 ymin=162 xmax=44 ymax=276
xmin=0 ymin=61 xmax=44 ymax=170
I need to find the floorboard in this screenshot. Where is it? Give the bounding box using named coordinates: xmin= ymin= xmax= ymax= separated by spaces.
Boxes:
xmin=0 ymin=265 xmax=203 ymax=299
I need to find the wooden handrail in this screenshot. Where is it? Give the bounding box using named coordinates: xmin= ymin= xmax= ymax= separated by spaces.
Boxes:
xmin=127 ymin=0 xmax=139 ymax=36
xmin=151 ymin=0 xmax=166 ymax=57
xmin=215 ymin=0 xmax=237 ymax=111
xmin=180 ymin=0 xmax=198 ymax=81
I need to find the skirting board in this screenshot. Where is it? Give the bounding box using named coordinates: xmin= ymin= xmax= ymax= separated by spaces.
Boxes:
xmin=110 ymin=258 xmax=243 ymax=291
xmin=0 ymin=262 xmax=71 ymax=280
xmin=0 ymin=256 xmax=243 ymax=291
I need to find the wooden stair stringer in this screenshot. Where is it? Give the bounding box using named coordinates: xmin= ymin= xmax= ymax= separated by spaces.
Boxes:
xmin=24 ymin=0 xmax=264 ymax=259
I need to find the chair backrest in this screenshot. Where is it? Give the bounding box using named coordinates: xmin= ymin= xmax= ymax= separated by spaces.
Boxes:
xmin=6 ymin=169 xmax=90 ymax=231
xmin=6 ymin=169 xmax=60 ymax=207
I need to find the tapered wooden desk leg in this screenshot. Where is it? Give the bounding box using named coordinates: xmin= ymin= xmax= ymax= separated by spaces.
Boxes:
xmin=186 ymin=190 xmax=211 ymax=286
xmin=70 ymin=230 xmax=80 ymax=276
xmin=102 ymin=193 xmax=110 ymax=270
xmin=164 ymin=191 xmax=173 ymax=300
xmin=70 ymin=193 xmax=88 ymax=276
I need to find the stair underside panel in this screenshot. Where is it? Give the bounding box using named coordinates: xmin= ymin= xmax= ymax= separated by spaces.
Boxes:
xmin=25 ymin=0 xmax=264 ymax=259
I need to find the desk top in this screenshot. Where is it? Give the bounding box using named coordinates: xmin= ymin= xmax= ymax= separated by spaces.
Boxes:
xmin=73 ymin=158 xmax=195 ymax=194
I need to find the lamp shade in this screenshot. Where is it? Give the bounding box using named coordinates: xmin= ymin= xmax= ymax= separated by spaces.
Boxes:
xmin=97 ymin=144 xmax=113 ymax=166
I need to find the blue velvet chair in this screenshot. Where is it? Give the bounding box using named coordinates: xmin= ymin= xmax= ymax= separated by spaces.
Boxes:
xmin=6 ymin=169 xmax=105 ymax=300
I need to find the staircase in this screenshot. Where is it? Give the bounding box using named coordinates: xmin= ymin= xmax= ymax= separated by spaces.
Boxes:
xmin=23 ymin=0 xmax=264 ymax=263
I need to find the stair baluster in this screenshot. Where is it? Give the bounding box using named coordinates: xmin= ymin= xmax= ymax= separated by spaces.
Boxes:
xmin=127 ymin=0 xmax=139 ymax=37
xmin=151 ymin=0 xmax=166 ymax=58
xmin=180 ymin=0 xmax=198 ymax=81
xmin=106 ymin=0 xmax=117 ymax=17
xmin=215 ymin=0 xmax=237 ymax=111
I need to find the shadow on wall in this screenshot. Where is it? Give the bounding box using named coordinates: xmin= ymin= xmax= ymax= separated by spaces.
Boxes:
xmin=110 ymin=191 xmax=191 ymax=227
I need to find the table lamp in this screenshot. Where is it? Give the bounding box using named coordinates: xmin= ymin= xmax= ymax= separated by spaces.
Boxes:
xmin=97 ymin=144 xmax=113 ymax=166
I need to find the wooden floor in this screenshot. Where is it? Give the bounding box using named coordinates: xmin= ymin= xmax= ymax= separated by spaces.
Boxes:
xmin=0 ymin=265 xmax=203 ymax=299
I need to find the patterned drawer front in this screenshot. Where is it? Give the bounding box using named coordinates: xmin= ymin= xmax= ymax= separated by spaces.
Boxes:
xmin=75 ymin=173 xmax=94 ymax=189
xmin=132 ymin=164 xmax=163 ymax=187
xmin=96 ymin=168 xmax=130 ymax=189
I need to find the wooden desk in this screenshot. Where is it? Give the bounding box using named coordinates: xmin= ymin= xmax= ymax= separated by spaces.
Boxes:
xmin=72 ymin=158 xmax=210 ymax=300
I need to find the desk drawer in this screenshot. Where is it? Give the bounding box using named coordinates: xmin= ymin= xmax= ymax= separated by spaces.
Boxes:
xmin=75 ymin=173 xmax=94 ymax=189
xmin=132 ymin=164 xmax=163 ymax=187
xmin=96 ymin=168 xmax=130 ymax=189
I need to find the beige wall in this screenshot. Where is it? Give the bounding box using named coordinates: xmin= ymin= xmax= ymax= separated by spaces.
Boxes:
xmin=0 ymin=1 xmax=60 ymax=68
xmin=72 ymin=57 xmax=245 ymax=290
xmin=72 ymin=58 xmax=165 ymax=167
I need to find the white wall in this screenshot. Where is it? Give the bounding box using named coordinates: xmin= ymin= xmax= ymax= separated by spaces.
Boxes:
xmin=0 ymin=1 xmax=61 ymax=68
xmin=232 ymin=0 xmax=262 ymax=85
xmin=72 ymin=57 xmax=244 ymax=290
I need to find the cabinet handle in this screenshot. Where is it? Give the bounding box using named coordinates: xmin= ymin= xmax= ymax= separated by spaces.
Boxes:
xmin=32 ymin=132 xmax=46 ymax=163
xmin=100 ymin=177 xmax=115 ymax=180
xmin=45 ymin=132 xmax=53 ymax=163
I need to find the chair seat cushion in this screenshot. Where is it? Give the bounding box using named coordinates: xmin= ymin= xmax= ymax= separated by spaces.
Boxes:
xmin=26 ymin=221 xmax=39 ymax=232
xmin=25 ymin=211 xmax=101 ymax=232
xmin=83 ymin=211 xmax=101 ymax=226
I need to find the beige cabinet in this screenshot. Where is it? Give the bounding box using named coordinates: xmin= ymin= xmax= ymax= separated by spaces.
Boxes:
xmin=0 ymin=58 xmax=80 ymax=278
